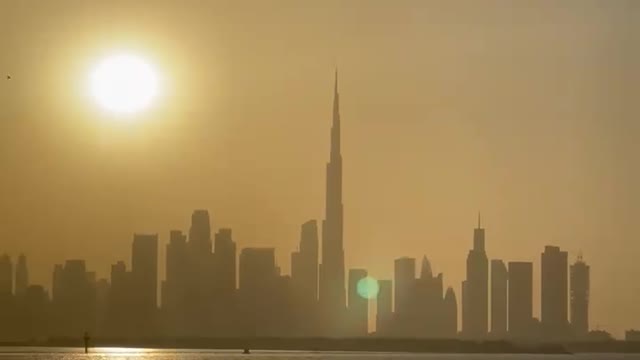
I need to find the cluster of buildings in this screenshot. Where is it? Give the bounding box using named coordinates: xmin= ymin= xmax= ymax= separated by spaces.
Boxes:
xmin=0 ymin=73 xmax=629 ymax=342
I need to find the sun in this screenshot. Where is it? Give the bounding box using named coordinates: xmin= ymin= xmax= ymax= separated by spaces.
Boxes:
xmin=89 ymin=53 xmax=159 ymax=115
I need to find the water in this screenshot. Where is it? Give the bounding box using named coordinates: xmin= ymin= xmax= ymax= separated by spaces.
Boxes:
xmin=0 ymin=348 xmax=639 ymax=360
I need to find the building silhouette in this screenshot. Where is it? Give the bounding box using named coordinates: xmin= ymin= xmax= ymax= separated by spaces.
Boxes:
xmin=570 ymin=255 xmax=590 ymax=339
xmin=319 ymin=70 xmax=347 ymax=336
xmin=491 ymin=259 xmax=508 ymax=338
xmin=462 ymin=215 xmax=488 ymax=339
xmin=21 ymin=285 xmax=49 ymax=339
xmin=541 ymin=245 xmax=569 ymax=341
xmin=508 ymin=261 xmax=533 ymax=339
xmin=186 ymin=210 xmax=216 ymax=335
xmin=291 ymin=220 xmax=319 ymax=336
xmin=347 ymin=268 xmax=368 ymax=336
xmin=106 ymin=260 xmax=131 ymax=337
xmin=376 ymin=279 xmax=392 ymax=336
xmin=415 ymin=256 xmax=444 ymax=338
xmin=131 ymin=233 xmax=159 ymax=336
xmin=15 ymin=254 xmax=28 ymax=297
xmin=239 ymin=247 xmax=279 ymax=336
xmin=0 ymin=255 xmax=12 ymax=295
xmin=213 ymin=227 xmax=237 ymax=336
xmin=51 ymin=260 xmax=96 ymax=337
xmin=162 ymin=230 xmax=189 ymax=335
xmin=443 ymin=287 xmax=458 ymax=338
xmin=393 ymin=256 xmax=416 ymax=336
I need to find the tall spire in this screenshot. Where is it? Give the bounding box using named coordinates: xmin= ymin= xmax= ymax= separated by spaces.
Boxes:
xmin=331 ymin=68 xmax=341 ymax=157
xmin=477 ymin=211 xmax=481 ymax=229
xmin=320 ymin=69 xmax=346 ymax=334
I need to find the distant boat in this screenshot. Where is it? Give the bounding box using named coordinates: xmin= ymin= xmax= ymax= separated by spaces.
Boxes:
xmin=243 ymin=348 xmax=251 ymax=354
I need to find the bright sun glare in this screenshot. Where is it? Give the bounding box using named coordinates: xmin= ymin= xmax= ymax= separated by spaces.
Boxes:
xmin=90 ymin=53 xmax=159 ymax=115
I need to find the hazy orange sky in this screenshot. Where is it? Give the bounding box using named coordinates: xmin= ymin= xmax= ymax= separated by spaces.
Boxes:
xmin=0 ymin=0 xmax=638 ymax=336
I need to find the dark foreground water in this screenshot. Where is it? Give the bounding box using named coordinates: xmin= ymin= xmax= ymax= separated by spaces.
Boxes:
xmin=1 ymin=348 xmax=640 ymax=360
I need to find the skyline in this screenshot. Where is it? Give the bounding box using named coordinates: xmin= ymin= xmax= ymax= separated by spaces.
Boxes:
xmin=1 ymin=0 xmax=639 ymax=338
xmin=0 ymin=209 xmax=599 ymax=341
xmin=0 ymin=73 xmax=609 ymax=340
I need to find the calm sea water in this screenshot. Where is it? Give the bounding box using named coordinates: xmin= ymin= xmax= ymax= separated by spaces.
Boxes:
xmin=0 ymin=348 xmax=639 ymax=360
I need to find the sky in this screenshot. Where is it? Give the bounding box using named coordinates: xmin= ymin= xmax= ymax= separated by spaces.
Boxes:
xmin=0 ymin=0 xmax=638 ymax=337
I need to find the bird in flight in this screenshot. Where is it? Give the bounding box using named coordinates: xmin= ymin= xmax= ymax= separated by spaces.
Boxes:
xmin=6 ymin=75 xmax=10 ymax=80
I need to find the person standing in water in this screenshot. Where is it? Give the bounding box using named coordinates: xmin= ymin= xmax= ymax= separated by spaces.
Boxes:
xmin=83 ymin=331 xmax=90 ymax=354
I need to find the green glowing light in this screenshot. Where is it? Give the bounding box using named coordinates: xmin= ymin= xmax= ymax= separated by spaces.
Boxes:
xmin=357 ymin=276 xmax=379 ymax=300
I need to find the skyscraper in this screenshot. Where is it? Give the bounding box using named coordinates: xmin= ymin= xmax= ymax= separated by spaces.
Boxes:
xmin=347 ymin=268 xmax=368 ymax=336
xmin=319 ymin=70 xmax=346 ymax=335
xmin=15 ymin=254 xmax=28 ymax=297
xmin=51 ymin=260 xmax=96 ymax=337
xmin=212 ymin=228 xmax=238 ymax=336
xmin=291 ymin=220 xmax=319 ymax=335
xmin=541 ymin=245 xmax=569 ymax=340
xmin=186 ymin=210 xmax=215 ymax=335
xmin=132 ymin=234 xmax=159 ymax=310
xmin=415 ymin=256 xmax=444 ymax=337
xmin=376 ymin=279 xmax=393 ymax=336
xmin=239 ymin=247 xmax=278 ymax=336
xmin=443 ymin=287 xmax=458 ymax=338
xmin=393 ymin=257 xmax=416 ymax=336
xmin=163 ymin=230 xmax=188 ymax=313
xmin=463 ymin=215 xmax=489 ymax=338
xmin=214 ymin=228 xmax=237 ymax=295
xmin=491 ymin=259 xmax=508 ymax=338
xmin=0 ymin=255 xmax=12 ymax=295
xmin=132 ymin=233 xmax=159 ymax=335
xmin=51 ymin=264 xmax=63 ymax=302
xmin=394 ymin=257 xmax=416 ymax=314
xmin=570 ymin=255 xmax=590 ymax=339
xmin=292 ymin=220 xmax=319 ymax=304
xmin=508 ymin=261 xmax=533 ymax=339
xmin=106 ymin=260 xmax=132 ymax=337
xmin=189 ymin=209 xmax=212 ymax=255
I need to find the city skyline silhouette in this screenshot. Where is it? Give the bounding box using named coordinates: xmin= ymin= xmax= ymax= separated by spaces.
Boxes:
xmin=0 ymin=72 xmax=621 ymax=343
xmin=1 ymin=0 xmax=639 ymax=343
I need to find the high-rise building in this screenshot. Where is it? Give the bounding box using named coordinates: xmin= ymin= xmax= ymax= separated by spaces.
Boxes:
xmin=15 ymin=254 xmax=28 ymax=297
xmin=570 ymin=255 xmax=590 ymax=339
xmin=51 ymin=260 xmax=96 ymax=337
xmin=22 ymin=285 xmax=48 ymax=339
xmin=189 ymin=209 xmax=212 ymax=255
xmin=163 ymin=230 xmax=188 ymax=311
xmin=443 ymin=287 xmax=458 ymax=338
xmin=292 ymin=220 xmax=319 ymax=303
xmin=541 ymin=245 xmax=569 ymax=340
xmin=415 ymin=256 xmax=444 ymax=337
xmin=348 ymin=268 xmax=368 ymax=336
xmin=491 ymin=259 xmax=508 ymax=337
xmin=462 ymin=216 xmax=489 ymax=338
xmin=239 ymin=247 xmax=279 ymax=336
xmin=185 ymin=210 xmax=216 ymax=335
xmin=214 ymin=228 xmax=237 ymax=294
xmin=319 ymin=70 xmax=347 ymax=335
xmin=394 ymin=257 xmax=416 ymax=314
xmin=461 ymin=280 xmax=468 ymax=335
xmin=0 ymin=255 xmax=12 ymax=295
xmin=376 ymin=279 xmax=393 ymax=336
xmin=51 ymin=264 xmax=63 ymax=302
xmin=508 ymin=261 xmax=533 ymax=339
xmin=393 ymin=257 xmax=416 ymax=336
xmin=132 ymin=234 xmax=159 ymax=311
xmin=211 ymin=227 xmax=238 ymax=336
xmin=131 ymin=233 xmax=158 ymax=336
xmin=291 ymin=220 xmax=319 ymax=335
